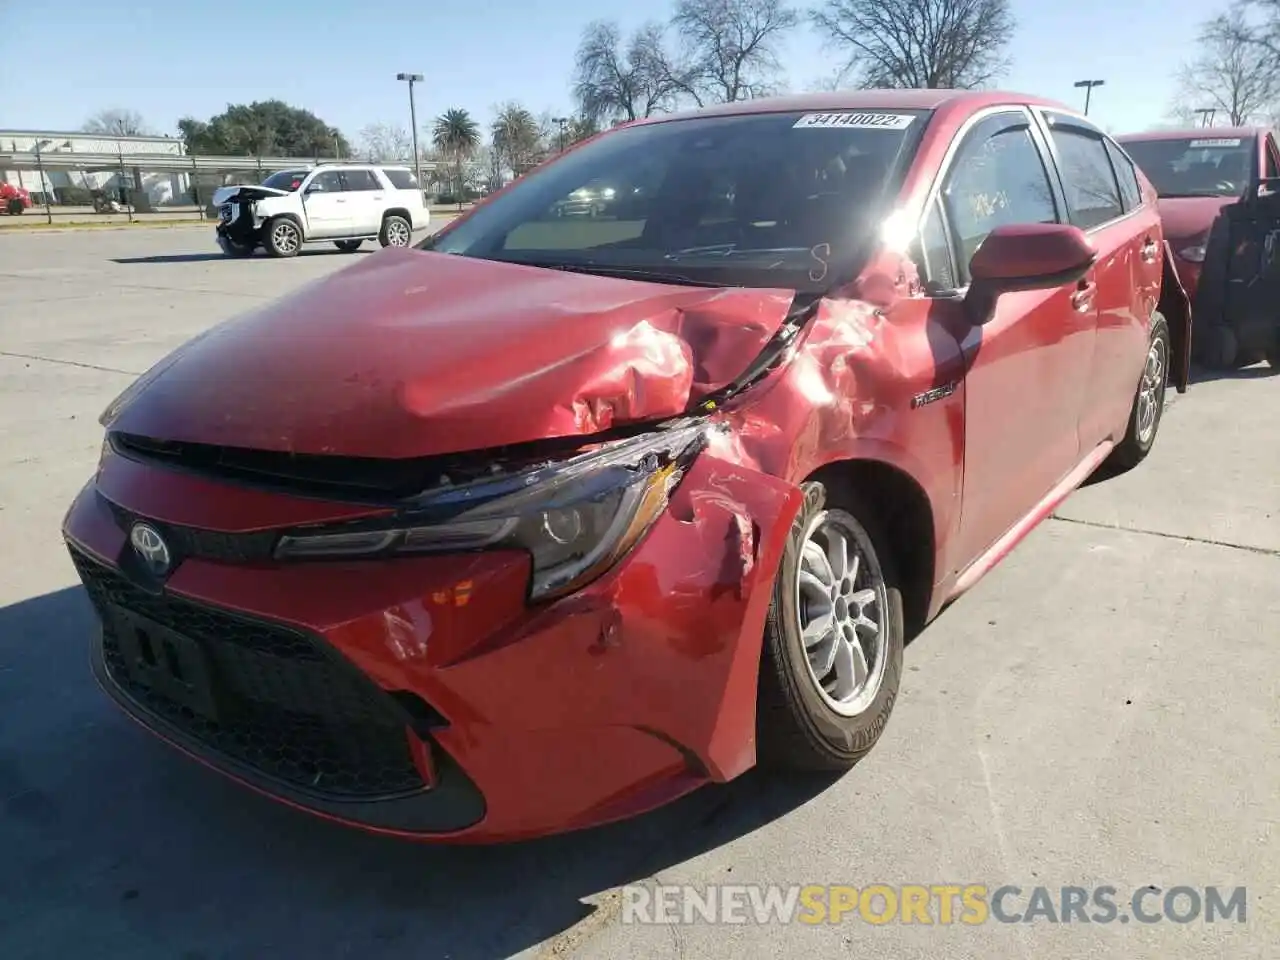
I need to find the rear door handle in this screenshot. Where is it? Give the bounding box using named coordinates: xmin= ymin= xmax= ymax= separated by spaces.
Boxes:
xmin=1071 ymin=279 xmax=1097 ymax=312
xmin=1140 ymin=237 xmax=1159 ymax=263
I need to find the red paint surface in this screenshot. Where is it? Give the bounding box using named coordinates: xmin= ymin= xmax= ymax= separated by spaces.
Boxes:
xmin=67 ymin=89 xmax=1168 ymax=841
xmin=104 ymin=249 xmax=794 ymax=458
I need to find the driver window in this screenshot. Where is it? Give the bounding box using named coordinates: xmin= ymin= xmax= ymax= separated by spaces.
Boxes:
xmin=941 ymin=114 xmax=1060 ymax=282
xmin=307 ymin=171 xmax=344 ymax=193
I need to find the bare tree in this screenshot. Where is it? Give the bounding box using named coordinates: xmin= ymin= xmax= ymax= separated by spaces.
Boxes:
xmin=671 ymin=0 xmax=799 ymax=104
xmin=83 ymin=108 xmax=152 ymax=137
xmin=573 ymin=20 xmax=683 ymax=124
xmin=1173 ymin=7 xmax=1280 ymax=125
xmin=357 ymin=122 xmax=413 ymax=161
xmin=810 ymin=0 xmax=1015 ymax=89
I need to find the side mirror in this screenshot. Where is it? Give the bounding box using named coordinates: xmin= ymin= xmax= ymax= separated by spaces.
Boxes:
xmin=965 ymin=223 xmax=1096 ymax=324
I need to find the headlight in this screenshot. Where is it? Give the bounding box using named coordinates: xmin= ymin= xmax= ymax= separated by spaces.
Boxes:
xmin=1178 ymin=244 xmax=1206 ymax=263
xmin=274 ymin=422 xmax=709 ymax=600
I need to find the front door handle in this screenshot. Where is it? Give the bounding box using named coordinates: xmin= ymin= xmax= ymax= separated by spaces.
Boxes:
xmin=1071 ymin=279 xmax=1097 ymax=312
xmin=1140 ymin=237 xmax=1159 ymax=263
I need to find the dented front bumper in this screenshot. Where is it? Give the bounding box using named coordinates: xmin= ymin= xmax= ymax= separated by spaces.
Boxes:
xmin=62 ymin=440 xmax=801 ymax=842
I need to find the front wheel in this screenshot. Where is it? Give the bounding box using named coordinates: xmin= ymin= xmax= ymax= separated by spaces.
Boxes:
xmin=264 ymin=217 xmax=302 ymax=258
xmin=756 ymin=482 xmax=904 ymax=772
xmin=217 ymin=235 xmax=255 ymax=258
xmin=379 ymin=214 xmax=412 ymax=248
xmin=1106 ymin=313 xmax=1170 ymax=472
xmin=6 ymin=198 xmax=23 ymax=215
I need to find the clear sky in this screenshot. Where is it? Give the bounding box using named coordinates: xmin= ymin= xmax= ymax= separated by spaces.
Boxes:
xmin=0 ymin=0 xmax=1209 ymax=141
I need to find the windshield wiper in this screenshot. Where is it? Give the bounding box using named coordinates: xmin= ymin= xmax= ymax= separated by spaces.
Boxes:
xmin=497 ymin=258 xmax=728 ymax=287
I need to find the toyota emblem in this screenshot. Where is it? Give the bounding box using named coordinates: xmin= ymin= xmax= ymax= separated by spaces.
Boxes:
xmin=129 ymin=523 xmax=172 ymax=576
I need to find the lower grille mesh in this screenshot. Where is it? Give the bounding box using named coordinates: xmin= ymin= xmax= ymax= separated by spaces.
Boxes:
xmin=71 ymin=547 xmax=426 ymax=799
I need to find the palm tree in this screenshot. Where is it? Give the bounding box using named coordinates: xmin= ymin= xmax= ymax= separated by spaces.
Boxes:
xmin=491 ymin=103 xmax=544 ymax=178
xmin=432 ymin=108 xmax=481 ymax=208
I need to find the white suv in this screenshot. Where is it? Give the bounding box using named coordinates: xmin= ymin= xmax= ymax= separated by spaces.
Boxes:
xmin=211 ymin=164 xmax=429 ymax=258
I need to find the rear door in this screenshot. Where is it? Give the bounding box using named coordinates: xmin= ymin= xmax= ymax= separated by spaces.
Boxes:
xmin=1037 ymin=112 xmax=1163 ymax=449
xmin=340 ymin=168 xmax=385 ymax=234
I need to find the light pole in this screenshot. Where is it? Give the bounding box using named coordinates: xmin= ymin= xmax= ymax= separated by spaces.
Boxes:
xmin=397 ymin=72 xmax=425 ymax=199
xmin=552 ymin=116 xmax=569 ymax=152
xmin=1073 ymin=79 xmax=1105 ymax=116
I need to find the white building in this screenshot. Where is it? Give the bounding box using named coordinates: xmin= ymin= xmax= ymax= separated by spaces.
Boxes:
xmin=0 ymin=129 xmax=190 ymax=205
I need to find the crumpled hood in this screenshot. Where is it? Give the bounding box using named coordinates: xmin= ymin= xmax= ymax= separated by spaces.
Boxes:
xmin=1156 ymin=195 xmax=1236 ymax=243
xmin=105 ymin=248 xmax=795 ymax=458
xmin=211 ymin=184 xmax=292 ymax=205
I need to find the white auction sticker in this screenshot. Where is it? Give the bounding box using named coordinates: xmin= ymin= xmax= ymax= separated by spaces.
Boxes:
xmin=1189 ymin=138 xmax=1242 ymax=148
xmin=793 ymin=112 xmax=914 ymax=130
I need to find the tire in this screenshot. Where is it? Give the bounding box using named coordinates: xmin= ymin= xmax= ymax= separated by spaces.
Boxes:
xmin=6 ymin=198 xmax=24 ymax=215
xmin=756 ymin=481 xmax=905 ymax=772
xmin=334 ymin=239 xmax=363 ymax=253
xmin=264 ymin=217 xmax=302 ymax=258
xmin=379 ymin=214 xmax=412 ymax=248
xmin=1107 ymin=313 xmax=1171 ymax=472
xmin=218 ymin=236 xmax=254 ymax=258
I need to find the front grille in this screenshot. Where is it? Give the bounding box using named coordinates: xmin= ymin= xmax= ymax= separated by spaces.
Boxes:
xmin=71 ymin=547 xmax=426 ymax=799
xmin=102 ymin=495 xmax=278 ymax=564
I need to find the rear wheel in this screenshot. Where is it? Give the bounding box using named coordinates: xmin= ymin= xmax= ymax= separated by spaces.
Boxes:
xmin=264 ymin=217 xmax=302 ymax=258
xmin=379 ymin=214 xmax=411 ymax=248
xmin=334 ymin=239 xmax=363 ymax=253
xmin=756 ymin=481 xmax=904 ymax=772
xmin=1205 ymin=325 xmax=1238 ymax=369
xmin=1107 ymin=313 xmax=1170 ymax=472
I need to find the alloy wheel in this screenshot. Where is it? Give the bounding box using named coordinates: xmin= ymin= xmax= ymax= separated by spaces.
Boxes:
xmin=1136 ymin=336 xmax=1167 ymax=445
xmin=794 ymin=511 xmax=889 ymax=717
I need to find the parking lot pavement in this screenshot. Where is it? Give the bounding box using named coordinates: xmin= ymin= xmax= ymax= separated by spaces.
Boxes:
xmin=1 ymin=227 xmax=1277 ymax=960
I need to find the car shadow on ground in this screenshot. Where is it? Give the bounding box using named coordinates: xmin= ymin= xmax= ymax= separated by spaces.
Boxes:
xmin=1187 ymin=360 xmax=1278 ymax=385
xmin=0 ymin=586 xmax=840 ymax=960
xmin=111 ymin=249 xmax=372 ymax=265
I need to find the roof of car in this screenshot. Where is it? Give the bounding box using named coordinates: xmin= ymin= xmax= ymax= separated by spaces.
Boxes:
xmin=643 ymin=89 xmax=1076 ymax=124
xmin=1115 ymin=126 xmax=1262 ymax=142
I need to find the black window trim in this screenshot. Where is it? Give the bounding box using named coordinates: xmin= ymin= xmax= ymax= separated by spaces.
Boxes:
xmin=1033 ymin=108 xmax=1135 ymax=232
xmin=912 ymin=103 xmax=1065 ymax=295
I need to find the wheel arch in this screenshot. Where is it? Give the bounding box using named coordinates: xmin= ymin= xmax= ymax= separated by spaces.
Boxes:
xmin=382 ymin=207 xmax=412 ymax=225
xmin=803 ymin=456 xmax=938 ymax=640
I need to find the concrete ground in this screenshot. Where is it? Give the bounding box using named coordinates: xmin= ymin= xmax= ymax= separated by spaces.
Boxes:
xmin=0 ymin=227 xmax=1276 ymax=960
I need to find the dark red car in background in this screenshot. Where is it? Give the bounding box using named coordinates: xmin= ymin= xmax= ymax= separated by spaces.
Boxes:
xmin=1118 ymin=127 xmax=1280 ymax=367
xmin=64 ymin=91 xmax=1188 ymax=843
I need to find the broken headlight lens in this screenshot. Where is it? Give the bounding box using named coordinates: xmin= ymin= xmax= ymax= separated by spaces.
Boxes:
xmin=273 ymin=423 xmax=708 ymax=600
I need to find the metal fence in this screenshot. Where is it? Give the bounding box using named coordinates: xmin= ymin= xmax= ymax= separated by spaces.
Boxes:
xmin=0 ymin=147 xmax=458 ymax=225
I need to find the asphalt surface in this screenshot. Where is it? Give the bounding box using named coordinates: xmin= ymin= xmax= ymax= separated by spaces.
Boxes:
xmin=1 ymin=226 xmax=1277 ymax=960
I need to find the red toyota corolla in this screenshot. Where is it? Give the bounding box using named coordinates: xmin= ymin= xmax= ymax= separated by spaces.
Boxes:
xmin=64 ymin=91 xmax=1189 ymax=843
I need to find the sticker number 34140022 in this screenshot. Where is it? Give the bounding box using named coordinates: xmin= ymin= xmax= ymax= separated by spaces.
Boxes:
xmin=793 ymin=112 xmax=915 ymax=130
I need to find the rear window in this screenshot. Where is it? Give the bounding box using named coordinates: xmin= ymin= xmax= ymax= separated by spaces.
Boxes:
xmin=426 ymin=109 xmax=928 ymax=291
xmin=1120 ymin=136 xmax=1255 ymax=198
xmin=382 ymin=168 xmax=420 ymax=190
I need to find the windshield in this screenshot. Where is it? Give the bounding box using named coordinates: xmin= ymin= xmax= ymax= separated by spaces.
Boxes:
xmin=261 ymin=169 xmax=310 ymax=191
xmin=425 ymin=109 xmax=929 ymax=290
xmin=1121 ymin=136 xmax=1255 ymax=198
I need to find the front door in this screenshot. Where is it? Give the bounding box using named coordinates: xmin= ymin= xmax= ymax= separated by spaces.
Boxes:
xmin=301 ymin=169 xmax=352 ymax=238
xmin=934 ymin=109 xmax=1099 ymax=567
